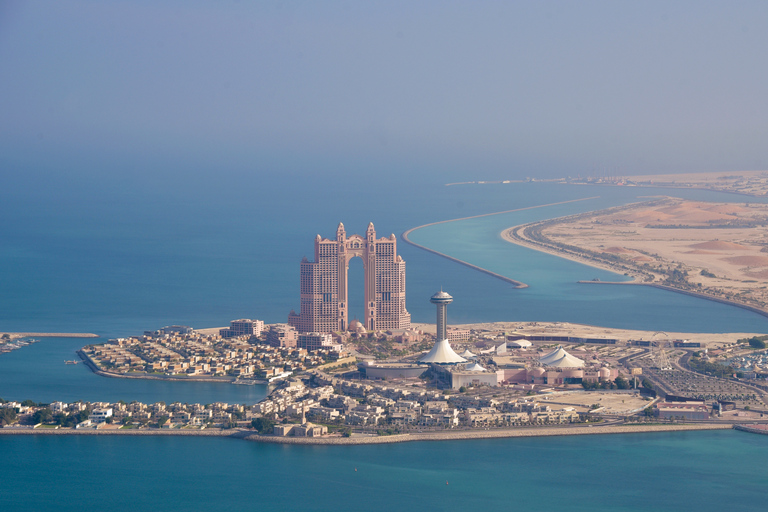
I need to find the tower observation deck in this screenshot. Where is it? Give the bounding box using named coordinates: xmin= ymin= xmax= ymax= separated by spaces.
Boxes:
xmin=430 ymin=290 xmax=453 ymax=342
xmin=420 ymin=289 xmax=465 ymax=364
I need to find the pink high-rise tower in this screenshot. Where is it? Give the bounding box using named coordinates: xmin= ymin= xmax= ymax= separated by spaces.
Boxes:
xmin=288 ymin=223 xmax=411 ymax=333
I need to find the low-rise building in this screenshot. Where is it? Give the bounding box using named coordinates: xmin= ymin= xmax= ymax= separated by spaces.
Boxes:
xmin=88 ymin=408 xmax=113 ymax=424
xmin=220 ymin=319 xmax=265 ymax=338
xmin=655 ymin=401 xmax=710 ymax=420
xmin=267 ymin=324 xmax=298 ymax=348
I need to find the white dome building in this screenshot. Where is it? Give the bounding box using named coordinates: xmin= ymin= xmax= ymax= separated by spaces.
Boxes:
xmin=539 ymin=346 xmax=585 ymax=368
xmin=420 ymin=339 xmax=467 ymax=364
xmin=464 ymin=362 xmax=487 ymax=372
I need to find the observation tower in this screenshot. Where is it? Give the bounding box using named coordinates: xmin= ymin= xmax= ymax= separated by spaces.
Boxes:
xmin=430 ymin=290 xmax=453 ymax=342
xmin=420 ymin=289 xmax=465 ymax=364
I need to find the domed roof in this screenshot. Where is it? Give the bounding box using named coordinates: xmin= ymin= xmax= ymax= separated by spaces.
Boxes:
xmin=349 ymin=319 xmax=366 ymax=333
xmin=430 ymin=290 xmax=453 ymax=304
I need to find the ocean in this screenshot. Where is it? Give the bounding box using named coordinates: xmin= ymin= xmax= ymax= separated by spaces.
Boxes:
xmin=2 ymin=171 xmax=768 ymax=510
xmin=1 ymin=430 xmax=766 ymax=512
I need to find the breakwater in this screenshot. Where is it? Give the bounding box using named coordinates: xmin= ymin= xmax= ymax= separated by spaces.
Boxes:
xmin=0 ymin=423 xmax=732 ymax=443
xmin=734 ymin=424 xmax=768 ymax=435
xmin=1 ymin=332 xmax=99 ymax=339
xmin=244 ymin=423 xmax=731 ymax=446
xmin=401 ymin=196 xmax=600 ymax=289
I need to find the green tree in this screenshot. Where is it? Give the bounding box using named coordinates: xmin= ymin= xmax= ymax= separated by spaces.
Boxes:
xmin=748 ymin=337 xmax=766 ymax=349
xmin=251 ymin=417 xmax=275 ymax=434
xmin=614 ymin=376 xmax=630 ymax=389
xmin=0 ymin=408 xmax=17 ymax=426
xmin=31 ymin=408 xmax=53 ymax=424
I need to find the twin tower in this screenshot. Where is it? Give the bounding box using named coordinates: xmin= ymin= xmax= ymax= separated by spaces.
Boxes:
xmin=288 ymin=223 xmax=411 ymax=333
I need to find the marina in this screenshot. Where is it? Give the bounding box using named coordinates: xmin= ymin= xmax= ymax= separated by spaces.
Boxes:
xmin=0 ymin=338 xmax=39 ymax=354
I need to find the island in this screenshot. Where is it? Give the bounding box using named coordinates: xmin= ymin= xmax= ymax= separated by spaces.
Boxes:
xmin=3 ymin=319 xmax=767 ymax=443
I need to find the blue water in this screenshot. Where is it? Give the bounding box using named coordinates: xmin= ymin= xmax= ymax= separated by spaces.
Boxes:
xmin=1 ymin=430 xmax=766 ymax=512
xmin=407 ymin=191 xmax=768 ymax=332
xmin=0 ymin=337 xmax=267 ymax=405
xmin=3 ymin=171 xmax=768 ymax=511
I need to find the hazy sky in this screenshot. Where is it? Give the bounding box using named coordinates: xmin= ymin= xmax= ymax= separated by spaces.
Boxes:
xmin=2 ymin=1 xmax=767 ymax=181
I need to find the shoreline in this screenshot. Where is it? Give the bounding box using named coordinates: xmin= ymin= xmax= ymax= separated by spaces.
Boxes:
xmin=0 ymin=428 xmax=244 ymax=437
xmin=1 ymin=332 xmax=99 ymax=340
xmin=401 ymin=196 xmax=601 ymax=290
xmin=501 ymin=218 xmax=768 ymax=321
xmin=0 ymin=423 xmax=733 ymax=443
xmin=501 ymin=224 xmax=636 ymax=280
xmin=77 ymin=350 xmax=248 ymax=384
xmin=245 ymin=423 xmax=733 ymax=445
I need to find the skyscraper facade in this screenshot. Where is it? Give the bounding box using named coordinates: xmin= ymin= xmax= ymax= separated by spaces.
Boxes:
xmin=288 ymin=222 xmax=411 ymax=333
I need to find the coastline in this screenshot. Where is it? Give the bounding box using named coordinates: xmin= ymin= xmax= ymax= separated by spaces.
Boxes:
xmin=0 ymin=423 xmax=733 ymax=443
xmin=77 ymin=350 xmax=245 ymax=384
xmin=245 ymin=423 xmax=732 ymax=445
xmin=501 ymin=219 xmax=768 ymax=321
xmin=401 ymin=196 xmax=601 ymax=290
xmin=0 ymin=428 xmax=244 ymax=437
xmin=0 ymin=332 xmax=99 ymax=340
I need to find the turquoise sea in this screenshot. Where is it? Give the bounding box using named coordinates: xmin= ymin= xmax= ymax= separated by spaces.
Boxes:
xmin=2 ymin=430 xmax=767 ymax=512
xmin=2 ymin=172 xmax=768 ymax=510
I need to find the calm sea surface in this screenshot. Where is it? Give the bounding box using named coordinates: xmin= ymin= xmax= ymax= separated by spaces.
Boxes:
xmin=1 ymin=430 xmax=766 ymax=512
xmin=2 ymin=174 xmax=767 ymax=510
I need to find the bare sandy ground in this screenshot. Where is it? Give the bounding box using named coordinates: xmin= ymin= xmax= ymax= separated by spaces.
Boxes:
xmin=422 ymin=320 xmax=762 ymax=348
xmin=623 ymin=170 xmax=768 ymax=197
xmin=504 ymin=198 xmax=768 ymax=317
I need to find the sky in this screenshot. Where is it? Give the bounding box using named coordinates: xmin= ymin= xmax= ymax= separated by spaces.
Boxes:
xmin=1 ymin=0 xmax=767 ymax=183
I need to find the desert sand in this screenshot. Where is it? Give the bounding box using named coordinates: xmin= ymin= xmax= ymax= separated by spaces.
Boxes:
xmin=504 ymin=198 xmax=768 ymax=316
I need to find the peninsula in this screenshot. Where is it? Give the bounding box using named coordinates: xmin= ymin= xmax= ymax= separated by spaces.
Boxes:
xmin=504 ymin=197 xmax=768 ymax=317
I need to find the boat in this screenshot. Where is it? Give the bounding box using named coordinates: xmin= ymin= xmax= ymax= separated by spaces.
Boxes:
xmin=65 ymin=360 xmax=79 ymax=365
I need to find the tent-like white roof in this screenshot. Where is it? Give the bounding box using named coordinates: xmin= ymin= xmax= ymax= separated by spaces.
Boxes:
xmin=420 ymin=339 xmax=467 ymax=364
xmin=464 ymin=362 xmax=487 ymax=372
xmin=539 ymin=346 xmax=584 ymax=368
xmin=508 ymin=339 xmax=532 ymax=349
xmin=459 ymin=349 xmax=477 ymax=359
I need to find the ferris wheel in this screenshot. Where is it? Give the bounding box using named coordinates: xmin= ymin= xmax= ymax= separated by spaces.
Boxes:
xmin=650 ymin=331 xmax=673 ymax=370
